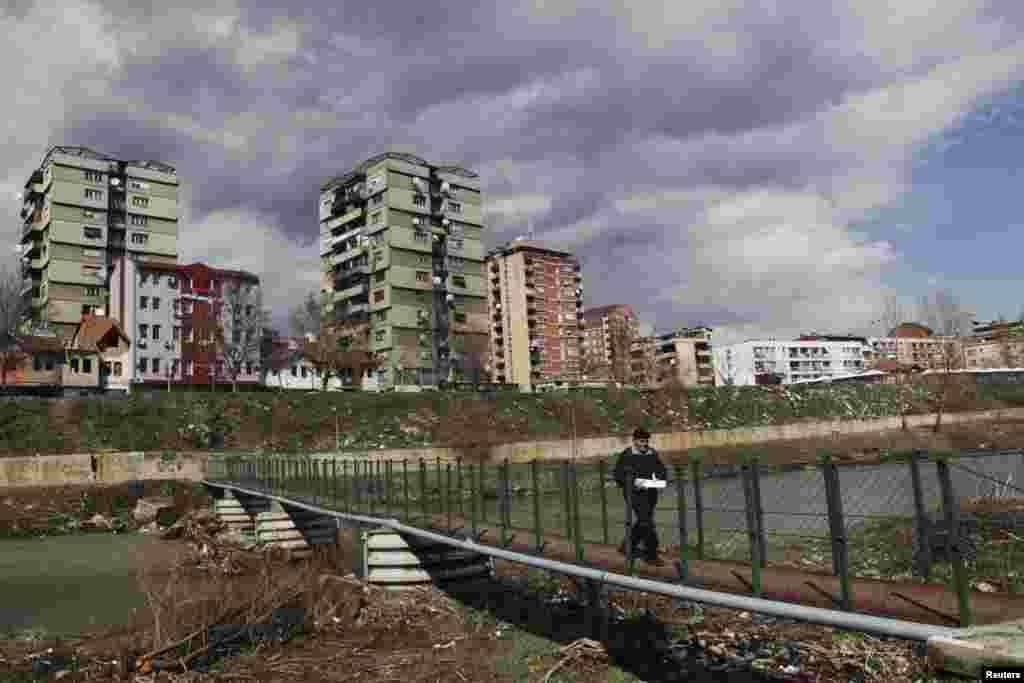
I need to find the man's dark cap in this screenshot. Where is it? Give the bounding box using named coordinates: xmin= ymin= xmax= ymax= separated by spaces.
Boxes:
xmin=632 ymin=428 xmax=651 ymax=440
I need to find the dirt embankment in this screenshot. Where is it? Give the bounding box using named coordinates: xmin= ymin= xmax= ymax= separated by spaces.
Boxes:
xmin=0 ymin=480 xmax=212 ymax=539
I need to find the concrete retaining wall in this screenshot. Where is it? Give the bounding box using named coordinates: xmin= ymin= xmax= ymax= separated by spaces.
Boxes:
xmin=2 ymin=406 xmax=1023 ymax=487
xmin=0 ymin=451 xmax=207 ymax=487
xmin=313 ymin=406 xmax=1024 ymax=464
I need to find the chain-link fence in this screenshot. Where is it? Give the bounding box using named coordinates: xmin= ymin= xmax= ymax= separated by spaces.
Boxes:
xmin=208 ymin=446 xmax=1024 ymax=623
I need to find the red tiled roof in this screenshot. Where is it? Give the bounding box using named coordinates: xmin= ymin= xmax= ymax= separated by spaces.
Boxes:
xmin=72 ymin=316 xmax=130 ymax=351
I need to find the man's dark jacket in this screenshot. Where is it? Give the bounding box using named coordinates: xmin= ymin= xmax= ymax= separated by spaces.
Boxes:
xmin=612 ymin=447 xmax=667 ymax=489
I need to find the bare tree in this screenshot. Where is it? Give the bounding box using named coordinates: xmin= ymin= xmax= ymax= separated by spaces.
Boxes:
xmin=714 ymin=348 xmax=739 ymax=386
xmin=608 ymin=317 xmax=635 ymax=384
xmin=873 ymin=293 xmax=910 ymax=336
xmin=302 ymin=318 xmax=379 ymax=391
xmin=216 ymin=281 xmax=269 ymax=392
xmin=0 ymin=265 xmax=31 ymax=387
xmin=288 ymin=291 xmax=324 ymax=340
xmin=916 ymin=289 xmax=972 ymax=432
xmin=449 ymin=323 xmax=489 ymax=384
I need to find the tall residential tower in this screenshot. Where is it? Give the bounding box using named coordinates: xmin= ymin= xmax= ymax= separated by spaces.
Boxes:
xmin=484 ymin=240 xmax=584 ymax=389
xmin=319 ymin=153 xmax=488 ymax=388
xmin=19 ymin=146 xmax=179 ymax=341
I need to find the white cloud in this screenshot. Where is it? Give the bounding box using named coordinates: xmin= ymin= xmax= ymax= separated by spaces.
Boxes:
xmin=179 ymin=208 xmax=320 ymax=333
xmin=485 ymin=193 xmax=552 ymax=218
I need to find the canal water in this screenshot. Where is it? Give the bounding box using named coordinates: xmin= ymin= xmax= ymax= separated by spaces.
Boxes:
xmin=0 ymin=532 xmax=189 ymax=636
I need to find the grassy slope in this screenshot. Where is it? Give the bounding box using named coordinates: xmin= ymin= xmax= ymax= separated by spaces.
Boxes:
xmin=1 ymin=381 xmax=1023 ymax=457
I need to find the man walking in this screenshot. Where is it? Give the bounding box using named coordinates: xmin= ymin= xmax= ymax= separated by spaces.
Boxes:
xmin=613 ymin=428 xmax=667 ymax=566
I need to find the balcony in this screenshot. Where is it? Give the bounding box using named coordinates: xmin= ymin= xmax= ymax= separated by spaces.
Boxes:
xmin=325 ymin=206 xmax=364 ymax=231
xmin=336 ymin=283 xmax=368 ymax=300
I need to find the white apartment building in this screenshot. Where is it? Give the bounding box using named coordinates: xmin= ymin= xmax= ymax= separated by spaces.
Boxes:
xmin=715 ymin=340 xmax=866 ymax=386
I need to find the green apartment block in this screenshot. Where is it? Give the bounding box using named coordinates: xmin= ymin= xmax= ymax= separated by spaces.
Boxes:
xmin=19 ymin=146 xmax=179 ymax=341
xmin=319 ymin=153 xmax=488 ymax=388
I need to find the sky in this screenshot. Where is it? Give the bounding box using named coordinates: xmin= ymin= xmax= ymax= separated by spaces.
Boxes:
xmin=4 ymin=1 xmax=1024 ymax=345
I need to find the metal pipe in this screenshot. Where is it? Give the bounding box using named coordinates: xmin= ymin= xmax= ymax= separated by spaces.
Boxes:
xmin=205 ymin=480 xmax=961 ymax=643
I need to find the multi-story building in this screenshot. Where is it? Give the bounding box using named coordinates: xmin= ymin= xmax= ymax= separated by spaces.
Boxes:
xmin=319 ymin=153 xmax=488 ymax=388
xmin=714 ymin=339 xmax=867 ymax=386
xmin=865 ymin=323 xmax=963 ymax=369
xmin=582 ymin=304 xmax=639 ymax=382
xmin=631 ymin=327 xmax=715 ymax=388
xmin=19 ymin=146 xmax=179 ymax=342
xmin=963 ymin=319 xmax=1024 ymax=368
xmin=484 ymin=240 xmax=584 ymax=390
xmin=109 ymin=260 xmax=262 ymax=388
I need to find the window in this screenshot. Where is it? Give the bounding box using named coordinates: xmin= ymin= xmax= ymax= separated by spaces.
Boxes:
xmin=216 ymin=362 xmax=223 ymax=376
xmin=413 ymin=194 xmax=426 ymax=207
xmin=447 ymin=201 xmax=462 ymax=214
xmin=140 ymin=272 xmax=149 ymax=285
xmin=374 ymin=310 xmax=387 ymax=322
xmin=449 ymin=238 xmax=464 ymax=251
xmin=139 ymin=296 xmax=148 ymax=309
xmin=82 ymin=265 xmax=101 ymax=278
xmin=138 ymin=357 xmax=148 ymax=372
xmin=374 ymin=272 xmax=385 ymax=283
xmin=171 ymin=359 xmax=179 ymax=376
xmin=83 ymin=227 xmax=102 ymax=240
xmin=370 ymin=211 xmax=382 ymax=225
xmin=168 ymin=276 xmax=178 ymax=289
xmin=113 ymin=362 xmax=122 ymax=377
xmin=82 ymin=248 xmax=101 ymax=258
xmin=85 ymin=287 xmax=100 ymax=297
xmin=245 ymin=305 xmax=253 ymax=316
xmin=185 ymin=360 xmax=193 ymax=375
xmin=81 ymin=305 xmax=93 ymax=315
xmin=413 ymin=229 xmax=428 ymax=242
xmin=375 ymin=330 xmax=385 ymax=342
xmin=83 ymin=359 xmax=92 ymax=374
xmin=84 ymin=170 xmax=103 ymax=182
xmin=83 ymin=210 xmax=95 ymax=219
xmin=128 ymin=180 xmax=147 ymax=190
xmin=151 ymin=274 xmax=160 ymax=287
xmin=70 ymin=357 xmax=79 ymax=373
xmin=173 ymin=299 xmax=180 ymax=313
xmin=452 ymin=275 xmax=467 ymax=288
xmin=152 ymin=325 xmax=161 ymax=340
xmin=138 ymin=324 xmax=148 ymax=339
xmin=415 ymin=271 xmax=429 ymax=283
xmin=292 ymin=366 xmax=298 ymax=377
xmin=373 ymin=290 xmax=385 ymax=302
xmin=152 ymin=358 xmax=160 ymax=374
xmin=301 ymin=366 xmax=307 ymax=378
xmin=233 ymin=330 xmax=241 ymax=343
xmin=152 ymin=297 xmax=160 ymax=310
xmin=172 ymin=326 xmax=180 ymax=341
xmin=130 ymin=215 xmax=148 ymax=227
xmin=454 ymin=312 xmax=467 ymax=323
xmin=131 ymin=196 xmax=149 ymax=208
xmin=84 ymin=189 xmax=103 ymax=201
xmin=368 ymin=194 xmax=383 ymax=207
xmin=131 ymin=232 xmax=148 ymax=244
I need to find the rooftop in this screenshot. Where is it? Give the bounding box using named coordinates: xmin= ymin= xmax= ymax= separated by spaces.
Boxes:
xmin=39 ymin=145 xmax=176 ymax=175
xmin=321 ymin=152 xmax=478 ymax=193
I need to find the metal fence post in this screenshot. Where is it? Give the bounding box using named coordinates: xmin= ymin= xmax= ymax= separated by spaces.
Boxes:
xmin=470 ymin=461 xmax=479 ymax=538
xmin=572 ymin=461 xmax=584 ymax=562
xmin=741 ymin=464 xmax=762 ymax=596
xmin=504 ymin=459 xmax=514 ymax=543
xmin=402 ymin=459 xmax=410 ymax=522
xmin=598 ymin=458 xmax=609 ymax=546
xmin=498 ymin=459 xmax=508 ymax=546
xmin=751 ymin=458 xmax=767 ymax=569
xmin=908 ymin=450 xmax=933 ymax=581
xmin=332 ymin=459 xmax=338 ymax=509
xmin=561 ymin=461 xmax=573 ymax=542
xmin=353 ymin=459 xmax=361 ymax=513
xmin=624 ymin=462 xmax=635 ymax=576
xmin=342 ymin=460 xmax=350 ymax=513
xmin=531 ymin=459 xmax=542 ymax=554
xmin=691 ymin=458 xmax=705 ymax=560
xmin=674 ymin=463 xmax=689 ymax=581
xmin=457 ymin=458 xmax=464 ymax=517
xmin=479 ymin=462 xmax=487 ymax=528
xmin=936 ymin=456 xmax=973 ymax=627
xmin=436 ymin=456 xmax=443 ymax=518
xmin=821 ymin=456 xmax=852 ymax=610
xmin=420 ymin=459 xmax=429 ymax=527
xmin=446 ymin=462 xmax=453 ymax=533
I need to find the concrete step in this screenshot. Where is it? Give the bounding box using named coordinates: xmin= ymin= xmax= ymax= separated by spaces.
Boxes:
xmin=366 ymin=562 xmax=492 ymax=585
xmin=366 ymin=549 xmax=485 ymax=568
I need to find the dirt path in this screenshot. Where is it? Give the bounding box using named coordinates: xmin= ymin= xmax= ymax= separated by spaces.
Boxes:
xmin=424 ymin=513 xmax=1024 ymax=627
